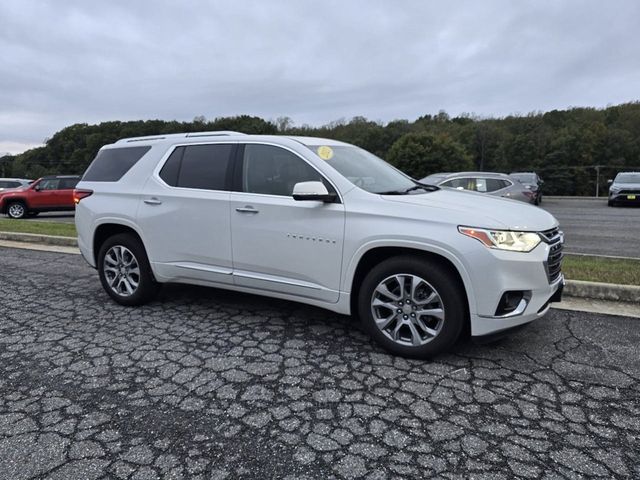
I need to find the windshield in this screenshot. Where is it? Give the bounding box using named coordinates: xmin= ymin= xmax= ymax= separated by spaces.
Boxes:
xmin=511 ymin=173 xmax=536 ymax=183
xmin=306 ymin=144 xmax=418 ymax=194
xmin=616 ymin=173 xmax=640 ymax=184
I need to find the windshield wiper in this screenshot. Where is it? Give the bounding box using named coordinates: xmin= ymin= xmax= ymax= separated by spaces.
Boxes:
xmin=378 ymin=183 xmax=439 ymax=195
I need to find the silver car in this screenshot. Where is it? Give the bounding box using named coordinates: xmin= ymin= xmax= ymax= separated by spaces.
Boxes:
xmin=421 ymin=172 xmax=536 ymax=204
xmin=0 ymin=178 xmax=32 ymax=192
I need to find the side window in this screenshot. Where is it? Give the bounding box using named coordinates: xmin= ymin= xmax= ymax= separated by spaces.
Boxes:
xmin=442 ymin=178 xmax=474 ymax=190
xmin=83 ymin=146 xmax=151 ymax=182
xmin=484 ymin=178 xmax=507 ymax=192
xmin=38 ymin=179 xmax=60 ymax=190
xmin=60 ymin=178 xmax=79 ymax=189
xmin=242 ymin=144 xmax=325 ymax=197
xmin=176 ymin=144 xmax=233 ymax=190
xmin=159 ymin=147 xmax=184 ymax=186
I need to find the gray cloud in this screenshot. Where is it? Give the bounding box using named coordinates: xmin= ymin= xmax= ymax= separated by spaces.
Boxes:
xmin=1 ymin=0 xmax=639 ymax=153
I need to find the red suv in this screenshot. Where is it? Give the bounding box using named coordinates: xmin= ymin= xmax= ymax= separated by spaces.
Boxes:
xmin=0 ymin=175 xmax=81 ymax=219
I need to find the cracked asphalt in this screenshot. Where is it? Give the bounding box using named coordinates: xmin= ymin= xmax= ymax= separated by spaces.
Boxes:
xmin=0 ymin=246 xmax=639 ymax=479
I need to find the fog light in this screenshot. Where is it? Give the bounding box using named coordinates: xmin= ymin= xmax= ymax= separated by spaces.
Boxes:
xmin=495 ymin=291 xmax=531 ymax=317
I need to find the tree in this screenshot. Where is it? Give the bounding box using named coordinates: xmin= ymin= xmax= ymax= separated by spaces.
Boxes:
xmin=386 ymin=132 xmax=473 ymax=179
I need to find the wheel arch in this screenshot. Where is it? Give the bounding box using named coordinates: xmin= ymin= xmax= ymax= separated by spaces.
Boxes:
xmin=92 ymin=221 xmax=147 ymax=266
xmin=347 ymin=243 xmax=475 ymax=332
xmin=1 ymin=196 xmax=28 ymax=214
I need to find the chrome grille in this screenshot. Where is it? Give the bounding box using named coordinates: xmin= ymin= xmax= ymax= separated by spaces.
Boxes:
xmin=539 ymin=227 xmax=563 ymax=283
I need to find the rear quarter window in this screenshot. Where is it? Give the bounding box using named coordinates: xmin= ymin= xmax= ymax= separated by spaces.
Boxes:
xmin=83 ymin=146 xmax=151 ymax=182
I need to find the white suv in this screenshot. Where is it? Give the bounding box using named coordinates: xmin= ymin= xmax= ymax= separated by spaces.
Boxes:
xmin=75 ymin=131 xmax=564 ymax=358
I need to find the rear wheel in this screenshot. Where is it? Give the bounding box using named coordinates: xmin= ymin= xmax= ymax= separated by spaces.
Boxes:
xmin=7 ymin=202 xmax=26 ymax=219
xmin=358 ymin=256 xmax=465 ymax=358
xmin=97 ymin=233 xmax=159 ymax=306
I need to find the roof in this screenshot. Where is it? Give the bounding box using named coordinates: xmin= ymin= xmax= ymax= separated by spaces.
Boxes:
xmin=433 ymin=171 xmax=512 ymax=179
xmin=110 ymin=131 xmax=350 ymax=148
xmin=41 ymin=175 xmax=81 ymax=179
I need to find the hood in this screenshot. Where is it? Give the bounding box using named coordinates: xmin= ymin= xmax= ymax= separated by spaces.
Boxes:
xmin=382 ymin=188 xmax=558 ymax=231
xmin=0 ymin=186 xmax=27 ymax=195
xmin=612 ymin=182 xmax=640 ymax=190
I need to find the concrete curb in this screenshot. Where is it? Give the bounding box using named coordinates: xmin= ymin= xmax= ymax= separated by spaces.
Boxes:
xmin=0 ymin=231 xmax=78 ymax=247
xmin=565 ymin=279 xmax=640 ymax=303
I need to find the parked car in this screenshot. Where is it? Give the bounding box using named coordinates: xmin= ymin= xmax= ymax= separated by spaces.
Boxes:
xmin=421 ymin=172 xmax=537 ymax=204
xmin=0 ymin=175 xmax=80 ymax=218
xmin=510 ymin=172 xmax=544 ymax=205
xmin=0 ymin=178 xmax=32 ymax=191
xmin=75 ymin=132 xmax=563 ymax=358
xmin=608 ymin=172 xmax=640 ymax=207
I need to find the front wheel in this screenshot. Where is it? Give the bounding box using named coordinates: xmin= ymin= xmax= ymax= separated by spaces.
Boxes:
xmin=97 ymin=233 xmax=159 ymax=306
xmin=358 ymin=256 xmax=465 ymax=358
xmin=7 ymin=202 xmax=27 ymax=219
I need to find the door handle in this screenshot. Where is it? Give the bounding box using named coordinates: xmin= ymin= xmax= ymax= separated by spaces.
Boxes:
xmin=144 ymin=198 xmax=162 ymax=205
xmin=235 ymin=206 xmax=259 ymax=214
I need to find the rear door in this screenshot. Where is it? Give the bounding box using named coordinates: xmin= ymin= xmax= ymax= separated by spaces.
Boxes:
xmin=58 ymin=178 xmax=80 ymax=208
xmin=137 ymin=143 xmax=236 ymax=285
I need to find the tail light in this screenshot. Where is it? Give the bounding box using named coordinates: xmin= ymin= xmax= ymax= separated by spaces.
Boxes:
xmin=73 ymin=189 xmax=93 ymax=204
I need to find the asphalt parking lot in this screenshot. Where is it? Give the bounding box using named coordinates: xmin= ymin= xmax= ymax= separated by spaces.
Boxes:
xmin=1 ymin=246 xmax=639 ymax=479
xmin=541 ymin=197 xmax=640 ymax=258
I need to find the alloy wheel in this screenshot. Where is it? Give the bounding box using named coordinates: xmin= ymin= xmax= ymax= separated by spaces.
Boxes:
xmin=8 ymin=203 xmax=25 ymax=218
xmin=370 ymin=274 xmax=445 ymax=346
xmin=103 ymin=245 xmax=140 ymax=297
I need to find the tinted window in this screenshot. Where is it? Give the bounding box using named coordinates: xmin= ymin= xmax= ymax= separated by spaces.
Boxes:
xmin=484 ymin=178 xmax=508 ymax=192
xmin=59 ymin=178 xmax=80 ymax=189
xmin=0 ymin=181 xmax=19 ymax=188
xmin=441 ymin=178 xmax=473 ymax=190
xmin=177 ymin=144 xmax=232 ymax=190
xmin=243 ymin=144 xmax=324 ymax=196
xmin=83 ymin=146 xmax=151 ymax=182
xmin=159 ymin=147 xmax=184 ymax=186
xmin=38 ymin=179 xmax=60 ymax=190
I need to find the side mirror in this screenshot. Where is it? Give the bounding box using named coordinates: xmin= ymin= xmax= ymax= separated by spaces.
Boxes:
xmin=607 ymin=179 xmax=613 ymax=185
xmin=34 ymin=185 xmax=41 ymax=191
xmin=292 ymin=181 xmax=336 ymax=202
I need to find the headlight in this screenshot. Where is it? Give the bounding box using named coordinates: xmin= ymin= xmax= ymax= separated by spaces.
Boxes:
xmin=609 ymin=187 xmax=620 ymax=194
xmin=458 ymin=227 xmax=541 ymax=252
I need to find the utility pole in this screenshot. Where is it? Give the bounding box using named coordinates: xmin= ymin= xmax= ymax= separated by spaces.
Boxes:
xmin=595 ymin=165 xmax=600 ymax=197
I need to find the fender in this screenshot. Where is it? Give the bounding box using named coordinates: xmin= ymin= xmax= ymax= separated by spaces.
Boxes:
xmin=343 ymin=239 xmax=478 ymax=315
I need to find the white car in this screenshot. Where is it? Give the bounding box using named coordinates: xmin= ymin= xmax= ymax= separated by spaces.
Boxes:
xmin=74 ymin=132 xmax=564 ymax=358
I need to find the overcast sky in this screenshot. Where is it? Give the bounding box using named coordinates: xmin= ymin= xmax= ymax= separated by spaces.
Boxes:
xmin=1 ymin=0 xmax=639 ymax=154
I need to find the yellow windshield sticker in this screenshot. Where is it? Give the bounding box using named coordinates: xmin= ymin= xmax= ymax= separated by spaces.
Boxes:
xmin=317 ymin=146 xmax=334 ymax=160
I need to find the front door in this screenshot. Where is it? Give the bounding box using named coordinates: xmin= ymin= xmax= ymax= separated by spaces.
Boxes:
xmin=230 ymin=144 xmax=345 ymax=303
xmin=137 ymin=143 xmax=235 ymax=285
xmin=30 ymin=178 xmax=61 ymax=208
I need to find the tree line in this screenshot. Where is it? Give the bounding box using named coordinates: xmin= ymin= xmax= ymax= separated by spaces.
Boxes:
xmin=2 ymin=102 xmax=640 ymax=195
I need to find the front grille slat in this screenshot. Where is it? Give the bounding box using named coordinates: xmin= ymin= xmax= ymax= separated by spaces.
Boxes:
xmin=539 ymin=227 xmax=563 ymax=283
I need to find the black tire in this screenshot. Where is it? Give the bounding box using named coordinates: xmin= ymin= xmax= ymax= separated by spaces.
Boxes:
xmin=608 ymin=200 xmax=615 ymax=207
xmin=357 ymin=256 xmax=465 ymax=359
xmin=6 ymin=201 xmax=27 ymax=219
xmin=535 ymin=195 xmax=542 ymax=205
xmin=97 ymin=233 xmax=159 ymax=306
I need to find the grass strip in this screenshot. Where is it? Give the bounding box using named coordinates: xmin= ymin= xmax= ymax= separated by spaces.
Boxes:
xmin=0 ymin=218 xmax=77 ymax=237
xmin=562 ymin=254 xmax=640 ymax=286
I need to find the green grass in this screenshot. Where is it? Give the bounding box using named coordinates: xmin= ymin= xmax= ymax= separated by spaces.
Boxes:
xmin=562 ymin=254 xmax=640 ymax=286
xmin=0 ymin=218 xmax=638 ymax=286
xmin=0 ymin=218 xmax=77 ymax=237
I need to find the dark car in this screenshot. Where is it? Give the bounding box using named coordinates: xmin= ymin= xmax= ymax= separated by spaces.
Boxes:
xmin=510 ymin=172 xmax=544 ymax=205
xmin=0 ymin=175 xmax=80 ymax=219
xmin=608 ymin=172 xmax=640 ymax=207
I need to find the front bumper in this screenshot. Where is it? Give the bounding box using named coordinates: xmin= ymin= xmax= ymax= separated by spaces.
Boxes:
xmin=610 ymin=193 xmax=640 ymax=204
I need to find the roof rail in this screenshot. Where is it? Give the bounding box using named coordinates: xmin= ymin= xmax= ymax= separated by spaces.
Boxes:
xmin=115 ymin=131 xmax=246 ymax=144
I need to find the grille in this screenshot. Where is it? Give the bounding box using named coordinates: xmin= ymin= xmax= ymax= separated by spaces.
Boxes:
xmin=539 ymin=227 xmax=563 ymax=283
xmin=619 ymin=189 xmax=640 ymax=195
